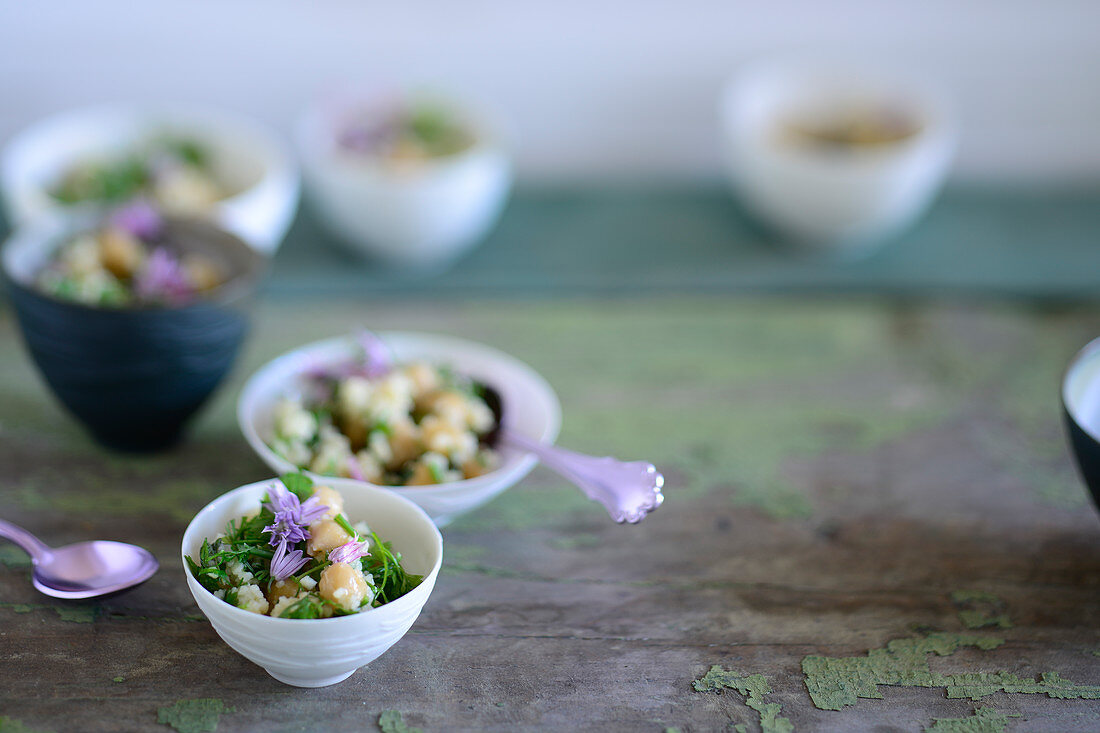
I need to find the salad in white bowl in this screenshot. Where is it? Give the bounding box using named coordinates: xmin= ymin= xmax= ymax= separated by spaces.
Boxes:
xmin=1 ymin=104 xmax=300 ymax=255
xmin=296 ymin=94 xmax=512 ymax=268
xmin=239 ymin=332 xmax=561 ymax=526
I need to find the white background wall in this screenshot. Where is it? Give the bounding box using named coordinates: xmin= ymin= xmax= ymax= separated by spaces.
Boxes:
xmin=2 ymin=1 xmax=1098 ymax=184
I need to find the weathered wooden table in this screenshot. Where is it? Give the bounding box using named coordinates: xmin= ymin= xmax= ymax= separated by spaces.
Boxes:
xmin=3 ymin=186 xmax=1100 ymax=732
xmin=2 ymin=296 xmax=1099 ymax=732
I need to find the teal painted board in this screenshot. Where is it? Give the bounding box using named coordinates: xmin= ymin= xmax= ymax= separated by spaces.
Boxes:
xmin=268 ymin=185 xmax=1100 ymax=299
xmin=1 ymin=185 xmax=1098 ymax=298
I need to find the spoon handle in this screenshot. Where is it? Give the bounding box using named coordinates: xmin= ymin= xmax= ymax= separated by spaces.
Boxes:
xmin=0 ymin=519 xmax=51 ymax=561
xmin=502 ymin=430 xmax=664 ymax=524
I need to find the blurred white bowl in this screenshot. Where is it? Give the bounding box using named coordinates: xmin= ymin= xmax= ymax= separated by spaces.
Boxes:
xmin=182 ymin=478 xmax=442 ymax=688
xmin=295 ymin=100 xmax=512 ymax=268
xmin=238 ymin=331 xmax=561 ymax=526
xmin=720 ymin=59 xmax=955 ymax=252
xmin=1 ymin=104 xmax=300 ymax=255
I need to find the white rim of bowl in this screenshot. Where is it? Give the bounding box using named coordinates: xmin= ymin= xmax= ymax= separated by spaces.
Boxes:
xmin=0 ymin=102 xmax=299 ymax=221
xmin=1063 ymin=335 xmax=1100 ymax=443
xmin=719 ymin=56 xmax=955 ymax=166
xmin=237 ymin=331 xmax=562 ymax=495
xmin=181 ymin=479 xmax=443 ymax=626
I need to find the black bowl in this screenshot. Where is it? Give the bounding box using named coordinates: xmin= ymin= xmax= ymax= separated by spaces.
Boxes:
xmin=1 ymin=214 xmax=265 ymax=451
xmin=1062 ymin=336 xmax=1100 ymax=512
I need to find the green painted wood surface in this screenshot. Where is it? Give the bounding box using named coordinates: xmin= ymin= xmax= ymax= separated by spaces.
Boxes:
xmin=263 ymin=185 xmax=1100 ymax=299
xmin=3 ymin=186 xmax=1099 ymax=300
xmin=1 ymin=297 xmax=1099 ymax=731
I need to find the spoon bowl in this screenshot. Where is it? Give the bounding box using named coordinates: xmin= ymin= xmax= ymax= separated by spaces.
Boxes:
xmin=0 ymin=519 xmax=159 ymax=599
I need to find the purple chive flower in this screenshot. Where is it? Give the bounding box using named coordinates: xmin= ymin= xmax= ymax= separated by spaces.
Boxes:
xmin=262 ymin=482 xmax=328 ymax=546
xmin=109 ymin=199 xmax=163 ymax=240
xmin=346 ymin=455 xmax=365 ymax=481
xmin=328 ymin=539 xmax=371 ymax=564
xmin=270 ymin=538 xmax=310 ymax=581
xmin=134 ymin=247 xmax=194 ymax=305
xmin=302 ymin=330 xmax=393 ymax=384
xmin=358 ymin=330 xmax=393 ymax=378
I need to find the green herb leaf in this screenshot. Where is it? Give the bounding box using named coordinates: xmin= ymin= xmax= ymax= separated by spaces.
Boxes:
xmin=281 ymin=471 xmax=314 ymax=501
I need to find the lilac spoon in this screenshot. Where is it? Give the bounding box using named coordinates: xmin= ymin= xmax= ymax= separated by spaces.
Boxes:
xmin=499 ymin=428 xmax=664 ymax=524
xmin=0 ymin=519 xmax=159 ymax=599
xmin=479 ymin=385 xmax=664 ymax=524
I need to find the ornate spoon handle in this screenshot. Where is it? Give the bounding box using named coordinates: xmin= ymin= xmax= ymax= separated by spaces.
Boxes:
xmin=502 ymin=429 xmax=664 ymax=524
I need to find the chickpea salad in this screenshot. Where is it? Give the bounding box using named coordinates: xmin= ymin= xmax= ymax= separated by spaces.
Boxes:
xmin=186 ymin=474 xmax=422 ymax=618
xmin=338 ymin=102 xmax=476 ymax=163
xmin=268 ymin=337 xmax=499 ymax=487
xmin=35 ymin=201 xmax=223 ymax=308
xmin=50 ymin=134 xmax=226 ymax=213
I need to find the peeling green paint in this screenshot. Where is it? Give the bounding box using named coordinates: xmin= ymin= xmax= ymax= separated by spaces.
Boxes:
xmin=2 ymin=603 xmax=35 ymax=614
xmin=15 ymin=471 xmax=219 ymax=523
xmin=0 ymin=544 xmax=32 ymax=569
xmin=924 ymin=706 xmax=1020 ymax=732
xmin=438 ymin=301 xmax=975 ymax=529
xmin=157 ymin=699 xmax=231 ymax=733
xmin=693 ymin=666 xmax=794 ymax=733
xmin=0 ymin=716 xmax=53 ymax=733
xmin=112 ymin=676 xmax=125 ymax=683
xmin=548 ymin=533 xmax=602 ymax=550
xmin=950 ymin=591 xmax=1012 ymax=630
xmin=2 ymin=601 xmax=97 ymax=621
xmin=53 ymin=605 xmax=98 ymax=623
xmin=378 ymin=710 xmax=422 ymax=733
xmin=802 ymin=632 xmax=1100 ymax=711
xmin=944 ymin=670 xmax=1100 ymax=701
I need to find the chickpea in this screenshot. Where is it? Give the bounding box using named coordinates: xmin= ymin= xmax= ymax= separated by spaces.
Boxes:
xmin=405 ymin=462 xmax=437 ymax=486
xmin=462 ymin=457 xmax=492 ymax=479
xmin=339 ymin=414 xmax=368 ymax=451
xmin=182 ymin=255 xmax=222 ymax=291
xmin=319 ymin=563 xmax=369 ymax=612
xmin=311 ymin=485 xmax=344 ymax=520
xmin=402 ymin=362 xmax=440 ymax=397
xmin=421 ymin=415 xmax=477 ymax=463
xmin=387 ymin=419 xmax=422 ymax=470
xmin=266 ymin=578 xmax=299 ymax=606
xmin=98 ymin=228 xmax=144 ymax=279
xmin=424 ymin=390 xmax=468 ymax=427
xmin=306 ymin=519 xmax=352 ymax=558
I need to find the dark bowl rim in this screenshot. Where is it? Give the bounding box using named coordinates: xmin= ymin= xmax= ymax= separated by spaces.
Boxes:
xmin=1061 ymin=335 xmax=1100 ymax=443
xmin=0 ymin=212 xmax=267 ymax=313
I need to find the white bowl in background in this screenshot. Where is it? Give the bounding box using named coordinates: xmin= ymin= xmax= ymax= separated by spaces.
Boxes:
xmin=238 ymin=332 xmax=561 ymax=527
xmin=182 ymin=478 xmax=443 ymax=688
xmin=1 ymin=104 xmax=300 ymax=255
xmin=719 ymin=58 xmax=955 ymax=252
xmin=295 ymin=100 xmax=512 ymax=269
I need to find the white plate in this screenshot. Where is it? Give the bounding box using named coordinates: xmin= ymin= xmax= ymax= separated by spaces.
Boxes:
xmin=238 ymin=332 xmax=561 ymax=526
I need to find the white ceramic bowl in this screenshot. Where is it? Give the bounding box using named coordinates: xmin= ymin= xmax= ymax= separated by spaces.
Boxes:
xmin=1 ymin=104 xmax=300 ymax=255
xmin=295 ymin=101 xmax=512 ymax=269
xmin=719 ymin=58 xmax=955 ymax=252
xmin=182 ymin=478 xmax=442 ymax=687
xmin=238 ymin=332 xmax=561 ymax=526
